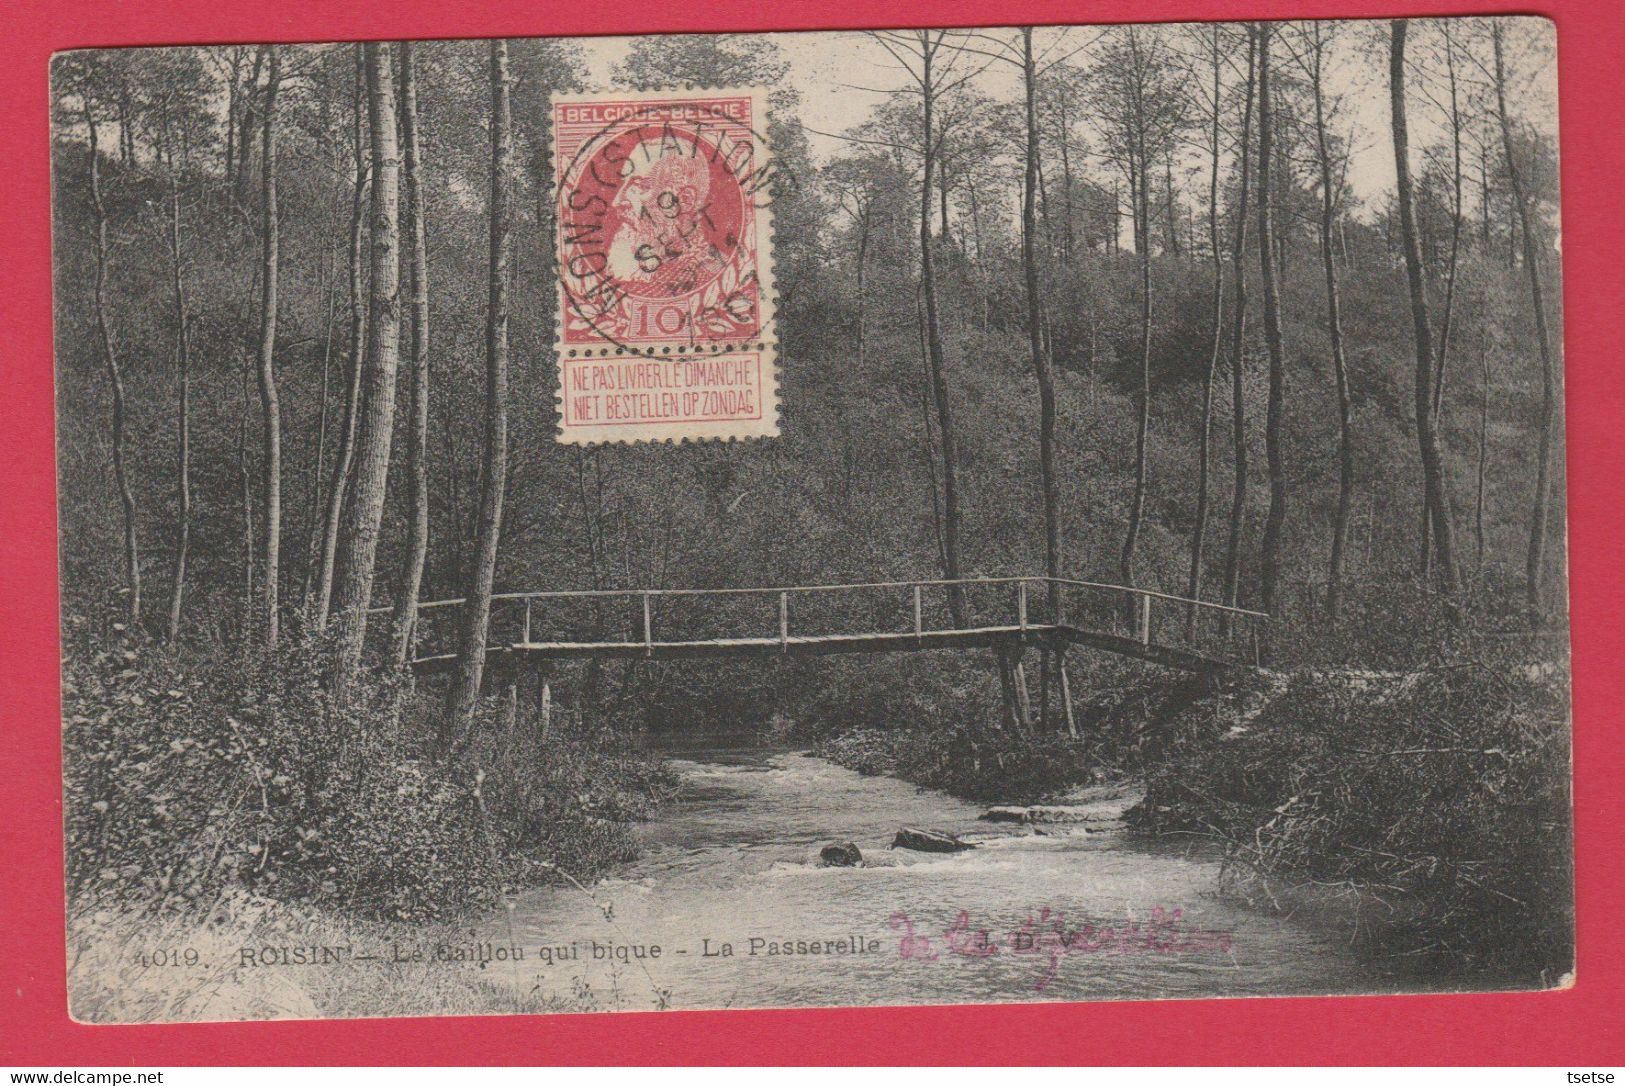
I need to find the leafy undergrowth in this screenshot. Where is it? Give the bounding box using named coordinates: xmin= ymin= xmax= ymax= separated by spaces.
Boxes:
xmin=815 ymin=726 xmax=1105 ymax=804
xmin=62 ymin=615 xmax=679 ymax=928
xmin=811 ymin=657 xmax=1208 ymax=804
xmin=1129 ymin=659 xmax=1573 ymax=982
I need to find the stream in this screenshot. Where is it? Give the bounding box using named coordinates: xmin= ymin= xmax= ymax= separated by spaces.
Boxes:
xmin=480 ymin=743 xmax=1378 ymax=1012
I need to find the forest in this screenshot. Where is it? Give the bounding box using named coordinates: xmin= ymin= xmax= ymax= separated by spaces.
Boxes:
xmin=52 ymin=18 xmax=1570 ymax=1018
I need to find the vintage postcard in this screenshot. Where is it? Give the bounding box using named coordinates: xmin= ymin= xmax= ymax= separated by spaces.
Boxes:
xmin=51 ymin=16 xmax=1570 ymax=1024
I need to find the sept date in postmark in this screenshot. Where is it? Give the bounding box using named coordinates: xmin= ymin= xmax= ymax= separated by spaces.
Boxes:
xmin=552 ymin=88 xmax=779 ymax=444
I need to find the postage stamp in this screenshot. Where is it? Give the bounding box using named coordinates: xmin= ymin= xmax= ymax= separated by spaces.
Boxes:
xmin=552 ymin=87 xmax=778 ymax=443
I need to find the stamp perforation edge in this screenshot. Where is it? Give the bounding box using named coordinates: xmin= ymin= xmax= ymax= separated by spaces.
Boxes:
xmin=549 ymin=84 xmax=781 ymax=446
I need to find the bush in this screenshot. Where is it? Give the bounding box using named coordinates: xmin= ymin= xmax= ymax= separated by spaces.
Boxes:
xmin=808 ymin=653 xmax=1211 ymax=803
xmin=818 ymin=724 xmax=1104 ymax=804
xmin=62 ymin=611 xmax=677 ymax=923
xmin=1132 ymin=655 xmax=1573 ymax=981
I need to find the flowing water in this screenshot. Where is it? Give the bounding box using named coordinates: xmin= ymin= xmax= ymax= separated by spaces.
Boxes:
xmin=480 ymin=744 xmax=1378 ymax=1012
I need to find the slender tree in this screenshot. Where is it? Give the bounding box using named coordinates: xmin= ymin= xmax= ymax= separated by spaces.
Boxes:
xmin=138 ymin=52 xmax=210 ymax=641
xmin=1492 ymin=20 xmax=1558 ymax=611
xmin=824 ymin=154 xmax=884 ymax=372
xmin=1186 ymin=24 xmax=1229 ymax=633
xmin=77 ymin=68 xmax=142 ymax=630
xmin=330 ymin=42 xmax=402 ymax=696
xmin=1221 ymin=30 xmax=1258 ymax=628
xmin=1421 ymin=21 xmax=1469 ymax=580
xmin=232 ymin=47 xmax=264 ymax=204
xmin=868 ymin=30 xmax=979 ymax=625
xmin=1391 ymin=20 xmax=1463 ymax=594
xmin=1256 ymin=22 xmax=1289 ymax=617
xmin=1476 ymin=283 xmax=1492 ymax=573
xmin=392 ymin=40 xmax=432 ymax=667
xmin=1021 ymin=29 xmax=1063 ymax=634
xmin=253 ymin=46 xmax=283 ymax=648
xmin=1120 ymin=32 xmax=1156 ymax=599
xmin=1301 ymin=23 xmax=1356 ymax=617
xmin=940 ymin=28 xmax=1072 ymax=642
xmin=444 ymin=40 xmax=514 ymax=738
xmin=300 ymin=53 xmax=349 ymax=615
xmin=1090 ymin=26 xmax=1187 ymax=597
xmin=312 ymin=49 xmax=369 ymax=630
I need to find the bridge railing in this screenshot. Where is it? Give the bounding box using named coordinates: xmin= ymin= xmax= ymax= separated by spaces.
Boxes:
xmin=377 ymin=576 xmax=1269 ymax=664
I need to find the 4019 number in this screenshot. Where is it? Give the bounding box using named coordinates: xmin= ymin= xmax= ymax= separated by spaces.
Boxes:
xmin=135 ymin=948 xmax=201 ymax=968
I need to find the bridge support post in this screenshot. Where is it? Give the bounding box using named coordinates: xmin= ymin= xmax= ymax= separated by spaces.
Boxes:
xmin=501 ymin=679 xmax=519 ymax=736
xmin=642 ymin=592 xmax=652 ymax=657
xmin=1012 ymin=656 xmax=1034 ymax=734
xmin=1058 ymin=649 xmax=1077 ymax=737
xmin=995 ymin=644 xmax=1034 ymax=738
xmin=540 ymin=676 xmax=552 ymax=740
xmin=530 ymin=658 xmax=551 ymax=739
xmin=1039 ymin=649 xmax=1050 ymax=732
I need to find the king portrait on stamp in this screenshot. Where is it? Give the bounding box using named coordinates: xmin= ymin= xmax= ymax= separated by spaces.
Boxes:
xmin=553 ymin=88 xmax=778 ymax=444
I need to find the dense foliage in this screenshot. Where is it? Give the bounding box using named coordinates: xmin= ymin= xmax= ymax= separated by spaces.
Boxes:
xmin=62 ymin=612 xmax=675 ymax=921
xmin=1130 ymin=639 xmax=1571 ymax=982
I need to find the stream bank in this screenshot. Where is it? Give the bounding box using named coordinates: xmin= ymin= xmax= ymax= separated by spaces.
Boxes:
xmin=814 ymin=658 xmax=1573 ymax=988
xmin=481 ymin=746 xmax=1377 ymax=1012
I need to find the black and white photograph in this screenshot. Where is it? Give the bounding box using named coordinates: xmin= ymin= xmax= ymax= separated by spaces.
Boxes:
xmin=51 ymin=15 xmax=1571 ymax=1023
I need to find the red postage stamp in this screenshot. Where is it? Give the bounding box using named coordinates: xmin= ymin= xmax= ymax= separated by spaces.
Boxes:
xmin=553 ymin=88 xmax=776 ymax=349
xmin=552 ymin=88 xmax=778 ymax=443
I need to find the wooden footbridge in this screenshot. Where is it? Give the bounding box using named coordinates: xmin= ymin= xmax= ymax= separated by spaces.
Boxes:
xmin=384 ymin=575 xmax=1267 ymax=678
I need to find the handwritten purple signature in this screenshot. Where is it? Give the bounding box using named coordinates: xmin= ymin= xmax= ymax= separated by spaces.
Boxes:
xmin=888 ymin=907 xmax=1235 ymax=991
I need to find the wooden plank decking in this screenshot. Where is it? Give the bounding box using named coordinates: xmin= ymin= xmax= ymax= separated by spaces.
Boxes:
xmin=409 ymin=622 xmax=1230 ymax=674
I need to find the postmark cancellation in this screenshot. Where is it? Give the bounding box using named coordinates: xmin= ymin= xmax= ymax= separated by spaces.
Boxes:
xmin=552 ymin=87 xmax=778 ymax=444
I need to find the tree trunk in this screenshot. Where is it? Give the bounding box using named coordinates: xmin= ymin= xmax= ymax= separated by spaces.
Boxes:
xmin=919 ymin=42 xmax=966 ymax=626
xmin=234 ymin=48 xmax=264 ymax=205
xmin=312 ymin=49 xmax=369 ymax=630
xmin=1119 ymin=37 xmax=1154 ymax=599
xmin=163 ymin=133 xmax=191 ymax=642
xmin=330 ymin=42 xmax=402 ymax=697
xmin=224 ymin=60 xmax=238 ymax=184
xmin=1023 ymin=31 xmax=1062 ymax=632
xmin=392 ymin=41 xmax=432 ymax=668
xmin=1058 ymin=91 xmax=1075 ymax=264
xmin=1494 ymin=22 xmax=1558 ymax=612
xmin=1163 ymin=149 xmax=1180 ymax=256
xmin=855 ymin=211 xmax=869 ymax=370
xmin=1390 ymin=20 xmax=1462 ymax=595
xmin=83 ymin=97 xmax=142 ymax=631
xmin=1188 ymin=27 xmax=1228 ymax=636
xmin=254 ymin=47 xmax=283 ymax=648
xmin=1476 ymin=299 xmax=1491 ymax=574
xmin=443 ymin=40 xmax=513 ymax=740
xmin=237 ymin=362 xmax=254 ymax=644
xmin=1256 ymin=23 xmax=1288 ymax=618
xmin=301 ymin=211 xmax=341 ymax=613
xmin=1221 ymin=31 xmax=1257 ymax=630
xmin=1421 ymin=28 xmax=1467 ymax=581
xmin=1310 ymin=30 xmax=1354 ymax=620
xmin=915 ymin=286 xmax=948 ymax=576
